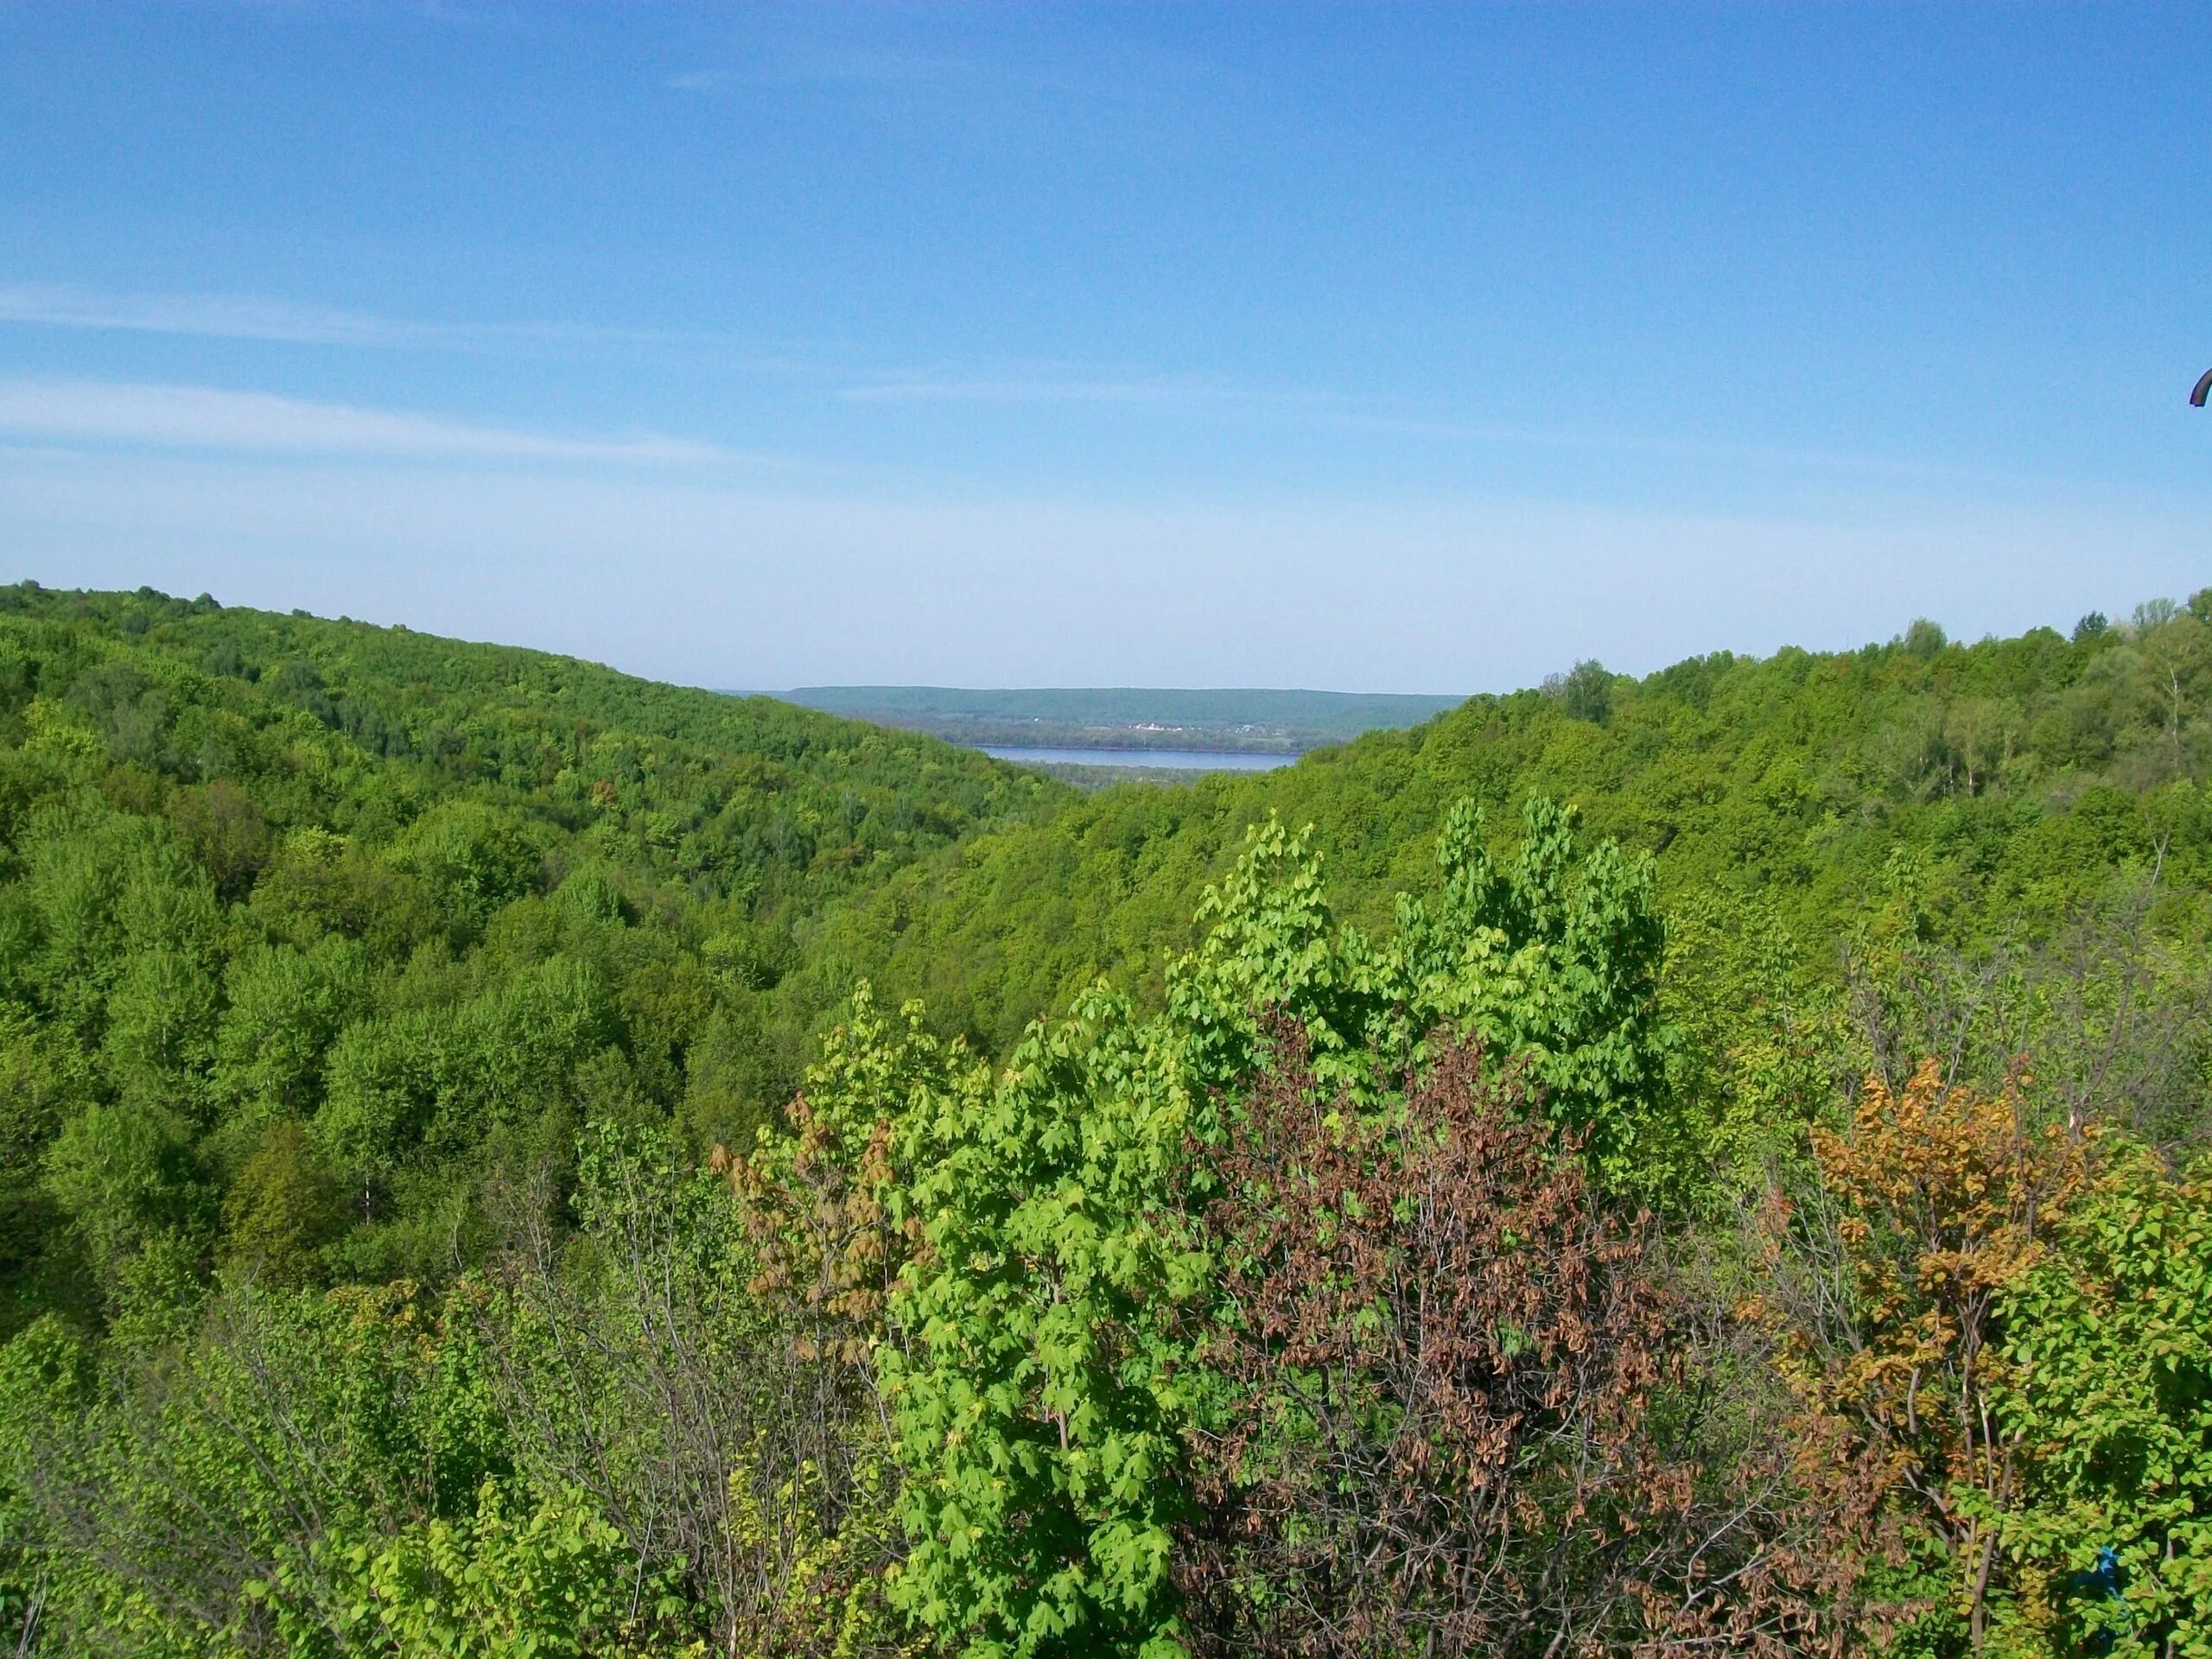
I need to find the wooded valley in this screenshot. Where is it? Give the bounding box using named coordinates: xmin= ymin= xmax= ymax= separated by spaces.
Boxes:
xmin=3 ymin=583 xmax=2210 ymax=1658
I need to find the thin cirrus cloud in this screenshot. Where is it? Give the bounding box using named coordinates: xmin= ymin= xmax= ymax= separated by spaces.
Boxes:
xmin=831 ymin=370 xmax=1318 ymax=410
xmin=0 ymin=378 xmax=735 ymax=467
xmin=0 ymin=284 xmax=438 ymax=349
xmin=830 ymin=367 xmax=2005 ymax=488
xmin=664 ymin=41 xmax=993 ymax=94
xmin=0 ymin=283 xmax=781 ymax=359
xmin=0 ymin=287 xmax=2018 ymax=493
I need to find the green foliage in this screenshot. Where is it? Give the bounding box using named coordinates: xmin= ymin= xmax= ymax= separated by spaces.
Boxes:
xmin=262 ymin=1480 xmax=685 ymax=1658
xmin=0 ymin=1008 xmax=91 ymax=1332
xmin=0 ymin=584 xmax=1057 ymax=1337
xmin=1997 ymin=1150 xmax=2212 ymax=1657
xmin=1165 ymin=798 xmax=1676 ymax=1194
xmin=808 ymin=599 xmax=2212 ymax=1082
xmin=0 ymin=1281 xmax=513 ymax=1655
xmin=217 ymin=938 xmax=374 ymax=1122
xmin=1402 ymin=796 xmax=1677 ymax=1191
xmin=885 ymin=992 xmax=1200 ymax=1659
xmin=1549 ymin=657 xmax=1616 ymax=724
xmin=222 ymin=1120 xmax=347 ymax=1287
xmin=386 ymin=802 xmax=542 ymax=938
xmin=5 ymin=582 xmax=2212 ymax=1656
xmin=880 ymin=796 xmax=1672 ymax=1659
xmin=44 ymin=1096 xmax=207 ymax=1284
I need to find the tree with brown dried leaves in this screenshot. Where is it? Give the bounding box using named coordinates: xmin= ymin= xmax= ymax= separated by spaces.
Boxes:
xmin=1178 ymin=1023 xmax=1777 ymax=1659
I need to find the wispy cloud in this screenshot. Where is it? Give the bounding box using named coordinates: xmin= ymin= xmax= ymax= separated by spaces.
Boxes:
xmin=753 ymin=45 xmax=980 ymax=87
xmin=0 ymin=289 xmax=2026 ymax=493
xmin=669 ymin=42 xmax=991 ymax=95
xmin=833 ymin=368 xmax=1324 ymax=411
xmin=830 ymin=364 xmax=2007 ymax=488
xmin=1318 ymin=407 xmax=2035 ymax=489
xmin=0 ymin=379 xmax=734 ymax=467
xmin=0 ymin=283 xmax=798 ymax=360
xmin=0 ymin=284 xmax=440 ymax=348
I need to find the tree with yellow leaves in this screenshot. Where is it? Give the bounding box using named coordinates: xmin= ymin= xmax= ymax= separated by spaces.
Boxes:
xmin=1767 ymin=1060 xmax=2089 ymax=1655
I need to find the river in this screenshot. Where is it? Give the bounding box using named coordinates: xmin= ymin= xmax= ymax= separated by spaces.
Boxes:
xmin=979 ymin=745 xmax=1294 ymax=772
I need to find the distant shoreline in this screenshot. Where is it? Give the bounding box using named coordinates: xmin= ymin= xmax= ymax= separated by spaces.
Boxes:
xmin=979 ymin=744 xmax=1292 ymax=772
xmin=768 ymin=685 xmax=1465 ymax=755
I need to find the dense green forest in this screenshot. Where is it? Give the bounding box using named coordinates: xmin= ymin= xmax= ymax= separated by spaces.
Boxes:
xmin=0 ymin=582 xmax=1059 ymax=1331
xmin=807 ymin=608 xmax=2212 ymax=1083
xmin=6 ymin=584 xmax=2212 ymax=1658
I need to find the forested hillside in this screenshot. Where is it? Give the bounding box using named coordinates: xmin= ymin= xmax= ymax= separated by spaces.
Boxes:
xmin=6 ymin=586 xmax=2212 ymax=1658
xmin=0 ymin=582 xmax=1058 ymax=1332
xmin=815 ymin=607 xmax=2212 ymax=1081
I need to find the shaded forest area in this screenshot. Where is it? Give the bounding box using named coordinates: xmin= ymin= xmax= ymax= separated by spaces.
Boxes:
xmin=4 ymin=584 xmax=2212 ymax=1658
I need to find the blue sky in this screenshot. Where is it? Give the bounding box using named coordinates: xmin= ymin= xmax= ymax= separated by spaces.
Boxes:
xmin=1 ymin=3 xmax=2206 ymax=691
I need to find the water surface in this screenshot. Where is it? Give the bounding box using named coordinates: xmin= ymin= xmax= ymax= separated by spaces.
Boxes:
xmin=980 ymin=746 xmax=1293 ymax=772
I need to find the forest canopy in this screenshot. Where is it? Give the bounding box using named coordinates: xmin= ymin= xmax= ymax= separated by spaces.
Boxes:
xmin=4 ymin=583 xmax=2212 ymax=1657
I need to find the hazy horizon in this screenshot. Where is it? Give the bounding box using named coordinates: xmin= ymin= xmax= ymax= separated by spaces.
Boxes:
xmin=3 ymin=3 xmax=2207 ymax=690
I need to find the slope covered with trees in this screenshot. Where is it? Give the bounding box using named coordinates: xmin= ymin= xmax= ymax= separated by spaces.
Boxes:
xmin=0 ymin=582 xmax=1058 ymax=1334
xmin=805 ymin=605 xmax=2212 ymax=1129
xmin=5 ymin=585 xmax=2212 ymax=1659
